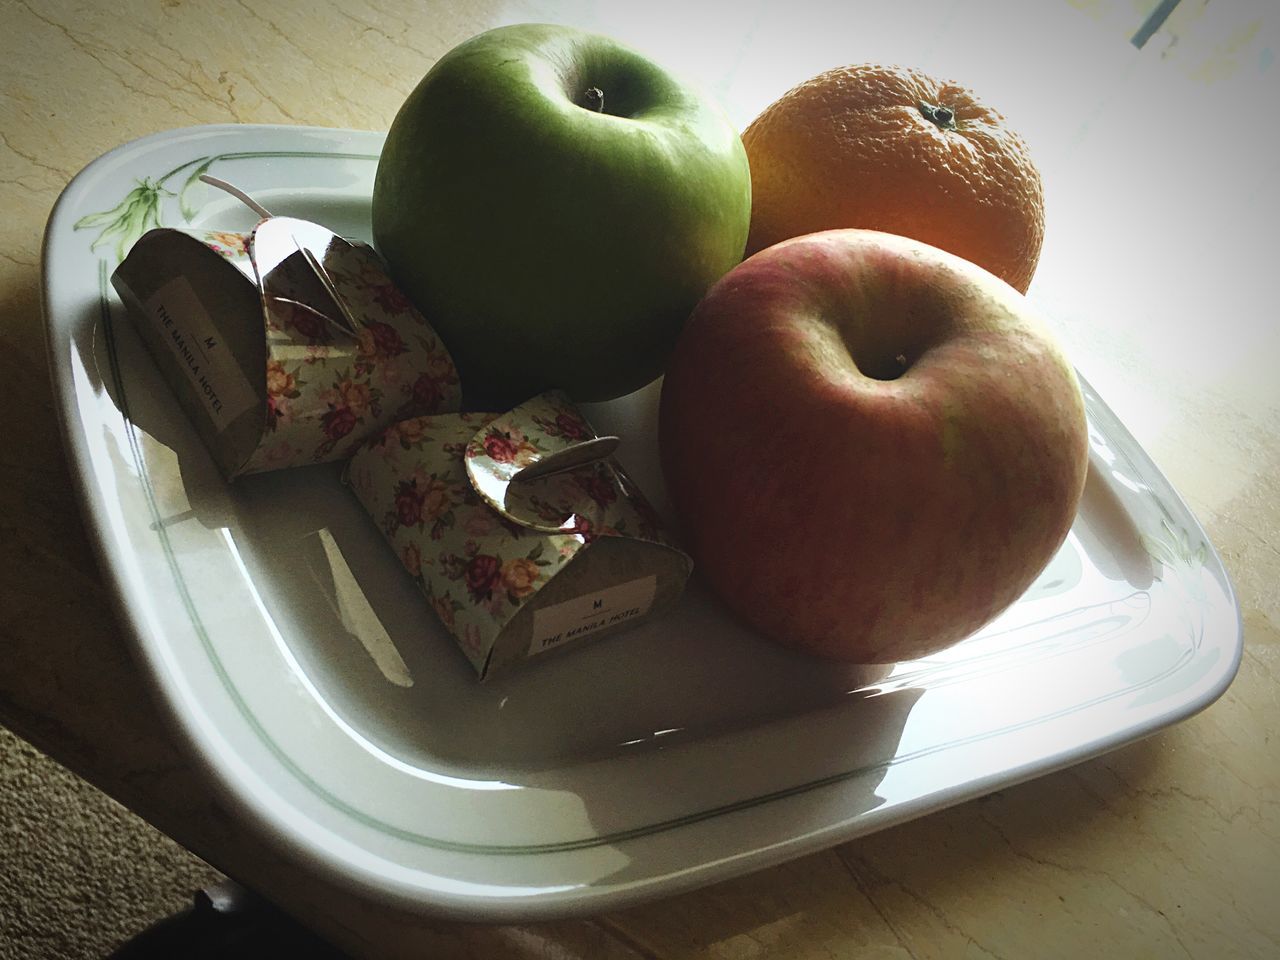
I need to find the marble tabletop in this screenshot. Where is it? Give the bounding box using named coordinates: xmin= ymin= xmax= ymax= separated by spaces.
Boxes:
xmin=3 ymin=1 xmax=1277 ymax=957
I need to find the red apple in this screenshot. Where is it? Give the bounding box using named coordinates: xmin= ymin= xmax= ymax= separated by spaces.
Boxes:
xmin=659 ymin=229 xmax=1089 ymax=663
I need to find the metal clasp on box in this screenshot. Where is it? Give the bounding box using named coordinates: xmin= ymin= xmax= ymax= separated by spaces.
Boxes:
xmin=202 ymin=174 xmax=366 ymax=340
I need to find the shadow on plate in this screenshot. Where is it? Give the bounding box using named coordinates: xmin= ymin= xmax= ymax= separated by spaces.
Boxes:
xmin=88 ymin=297 xmax=1168 ymax=788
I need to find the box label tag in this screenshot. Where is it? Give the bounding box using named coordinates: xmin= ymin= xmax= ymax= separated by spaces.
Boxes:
xmin=142 ymin=276 xmax=259 ymax=431
xmin=529 ymin=575 xmax=657 ymax=657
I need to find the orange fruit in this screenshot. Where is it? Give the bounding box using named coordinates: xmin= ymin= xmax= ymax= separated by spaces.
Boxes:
xmin=742 ymin=64 xmax=1045 ymax=293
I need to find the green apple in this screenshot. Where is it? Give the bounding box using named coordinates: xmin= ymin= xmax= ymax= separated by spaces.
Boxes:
xmin=372 ymin=23 xmax=752 ymax=408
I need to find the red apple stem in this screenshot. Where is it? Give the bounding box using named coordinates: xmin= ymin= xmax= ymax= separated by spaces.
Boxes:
xmin=582 ymin=86 xmax=605 ymax=113
xmin=918 ymin=100 xmax=957 ymax=131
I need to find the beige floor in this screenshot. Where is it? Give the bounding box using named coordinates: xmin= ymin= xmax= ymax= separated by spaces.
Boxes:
xmin=0 ymin=727 xmax=222 ymax=959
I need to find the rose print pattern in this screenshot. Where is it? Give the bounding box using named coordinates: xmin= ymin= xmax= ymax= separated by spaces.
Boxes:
xmin=406 ymin=361 xmax=450 ymax=408
xmin=500 ymin=556 xmax=540 ymax=600
xmin=573 ymin=462 xmax=619 ymax=509
xmin=320 ymin=406 xmax=358 ymax=446
xmin=264 ymin=359 xmax=303 ymax=432
xmin=464 ymin=554 xmax=502 ymax=602
xmin=355 ymin=321 xmax=409 ymax=377
xmin=277 ymin=301 xmax=334 ymax=344
xmin=532 ymin=408 xmax=594 ymax=442
xmin=401 ymin=542 xmax=423 ymax=579
xmin=201 ymin=230 xmax=252 ymax=260
xmin=344 ymin=394 xmax=690 ymax=677
xmin=479 ymin=428 xmax=538 ymax=466
xmin=386 ymin=466 xmax=456 ymax=541
xmin=123 ymin=222 xmax=461 ymax=475
xmin=213 ymin=225 xmax=463 ymax=475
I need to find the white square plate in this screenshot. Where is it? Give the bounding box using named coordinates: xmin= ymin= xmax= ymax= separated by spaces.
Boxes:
xmin=42 ymin=124 xmax=1242 ymax=921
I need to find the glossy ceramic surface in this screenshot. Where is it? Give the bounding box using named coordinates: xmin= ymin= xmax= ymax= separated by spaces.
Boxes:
xmin=42 ymin=124 xmax=1242 ymax=920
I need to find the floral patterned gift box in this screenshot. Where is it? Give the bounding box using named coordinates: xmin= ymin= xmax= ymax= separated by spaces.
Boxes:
xmin=111 ymin=215 xmax=461 ymax=478
xmin=344 ymin=391 xmax=694 ymax=680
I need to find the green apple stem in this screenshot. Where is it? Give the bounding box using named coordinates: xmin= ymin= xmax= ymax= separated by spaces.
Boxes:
xmin=918 ymin=101 xmax=957 ymax=131
xmin=581 ymin=86 xmax=605 ymax=113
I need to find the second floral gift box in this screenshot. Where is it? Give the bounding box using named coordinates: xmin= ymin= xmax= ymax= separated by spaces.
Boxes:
xmin=345 ymin=391 xmax=693 ymax=679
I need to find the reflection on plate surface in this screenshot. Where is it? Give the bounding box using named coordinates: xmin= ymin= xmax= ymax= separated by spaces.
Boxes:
xmin=44 ymin=125 xmax=1242 ymax=920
